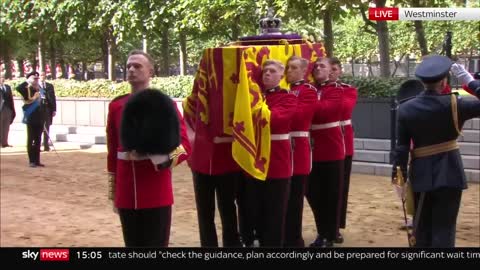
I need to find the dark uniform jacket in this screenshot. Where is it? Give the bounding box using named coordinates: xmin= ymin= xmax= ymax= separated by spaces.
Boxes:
xmin=0 ymin=84 xmax=16 ymax=122
xmin=395 ymin=88 xmax=480 ymax=192
xmin=16 ymin=82 xmax=47 ymax=126
xmin=41 ymin=82 xmax=56 ymax=119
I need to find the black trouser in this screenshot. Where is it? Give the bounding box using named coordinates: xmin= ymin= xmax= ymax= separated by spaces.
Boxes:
xmin=27 ymin=124 xmax=43 ymax=164
xmin=284 ymin=174 xmax=307 ymax=247
xmin=236 ymin=174 xmax=254 ymax=245
xmin=339 ymin=156 xmax=353 ymax=229
xmin=244 ymin=177 xmax=290 ymax=247
xmin=43 ymin=112 xmax=53 ymax=150
xmin=118 ymin=206 xmax=171 ymax=247
xmin=414 ymin=187 xmax=462 ymax=248
xmin=193 ymin=171 xmax=241 ymax=247
xmin=306 ymin=160 xmax=344 ymax=242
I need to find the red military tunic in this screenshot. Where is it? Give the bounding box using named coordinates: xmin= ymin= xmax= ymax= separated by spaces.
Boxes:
xmin=107 ymin=94 xmax=190 ymax=209
xmin=264 ymin=87 xmax=298 ymax=179
xmin=310 ymin=82 xmax=345 ymax=162
xmin=187 ymin=118 xmax=240 ymax=175
xmin=289 ymin=81 xmax=317 ymax=175
xmin=337 ymin=82 xmax=358 ymax=157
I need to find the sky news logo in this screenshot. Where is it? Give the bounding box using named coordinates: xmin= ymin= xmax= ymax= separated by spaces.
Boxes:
xmin=22 ymin=249 xmax=70 ymax=261
xmin=369 ymin=7 xmax=480 ymax=21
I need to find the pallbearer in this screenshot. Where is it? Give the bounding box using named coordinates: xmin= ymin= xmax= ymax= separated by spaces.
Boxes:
xmin=307 ymin=58 xmax=345 ymax=247
xmin=284 ymin=56 xmax=317 ymax=247
xmin=244 ymin=60 xmax=297 ymax=247
xmin=328 ymin=57 xmax=358 ymax=243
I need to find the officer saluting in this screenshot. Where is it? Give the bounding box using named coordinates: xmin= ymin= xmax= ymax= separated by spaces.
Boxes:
xmin=392 ymin=55 xmax=480 ymax=247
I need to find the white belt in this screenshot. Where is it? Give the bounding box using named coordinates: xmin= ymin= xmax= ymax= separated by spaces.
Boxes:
xmin=213 ymin=136 xmax=234 ymax=143
xmin=271 ymin=134 xmax=290 ymax=141
xmin=290 ymin=131 xmax=309 ymax=138
xmin=117 ymin=151 xmax=170 ymax=164
xmin=311 ymin=121 xmax=341 ymax=130
xmin=340 ymin=119 xmax=352 ymax=126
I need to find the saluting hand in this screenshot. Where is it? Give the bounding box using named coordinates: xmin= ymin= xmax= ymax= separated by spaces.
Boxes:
xmin=451 ymin=64 xmax=474 ymax=85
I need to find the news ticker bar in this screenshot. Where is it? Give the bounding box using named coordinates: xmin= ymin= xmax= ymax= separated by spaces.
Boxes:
xmin=369 ymin=8 xmax=480 ymax=21
xmin=2 ymin=248 xmax=480 ymax=264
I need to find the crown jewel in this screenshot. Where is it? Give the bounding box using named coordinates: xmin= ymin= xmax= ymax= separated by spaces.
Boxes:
xmin=259 ymin=8 xmax=282 ymax=35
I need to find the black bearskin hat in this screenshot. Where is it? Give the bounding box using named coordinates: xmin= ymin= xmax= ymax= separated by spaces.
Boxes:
xmin=121 ymin=89 xmax=180 ymax=155
xmin=397 ymin=79 xmax=424 ymax=103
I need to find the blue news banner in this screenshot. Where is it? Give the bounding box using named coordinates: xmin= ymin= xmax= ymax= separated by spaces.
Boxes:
xmin=2 ymin=248 xmax=480 ymax=264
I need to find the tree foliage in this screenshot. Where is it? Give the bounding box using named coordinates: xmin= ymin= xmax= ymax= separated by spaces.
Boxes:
xmin=1 ymin=0 xmax=478 ymax=80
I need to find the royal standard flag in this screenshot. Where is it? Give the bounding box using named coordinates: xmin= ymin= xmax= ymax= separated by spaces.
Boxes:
xmin=185 ymin=41 xmax=324 ymax=180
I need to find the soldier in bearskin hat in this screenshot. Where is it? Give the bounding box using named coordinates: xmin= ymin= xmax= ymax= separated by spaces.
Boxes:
xmin=106 ymin=50 xmax=190 ymax=247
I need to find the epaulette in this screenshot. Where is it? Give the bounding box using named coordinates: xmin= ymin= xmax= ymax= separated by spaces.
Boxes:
xmin=111 ymin=93 xmax=129 ymax=103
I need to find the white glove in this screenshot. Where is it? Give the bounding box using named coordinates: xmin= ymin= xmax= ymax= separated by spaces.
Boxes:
xmin=451 ymin=64 xmax=474 ymax=85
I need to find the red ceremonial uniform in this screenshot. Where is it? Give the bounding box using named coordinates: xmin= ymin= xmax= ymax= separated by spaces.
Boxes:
xmin=107 ymin=94 xmax=190 ymax=209
xmin=337 ymin=82 xmax=358 ymax=156
xmin=264 ymin=87 xmax=298 ymax=179
xmin=311 ymin=82 xmax=345 ymax=161
xmin=289 ymin=81 xmax=317 ymax=175
xmin=187 ymin=124 xmax=240 ymax=175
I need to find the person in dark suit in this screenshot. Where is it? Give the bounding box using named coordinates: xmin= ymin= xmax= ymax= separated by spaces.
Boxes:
xmin=39 ymin=72 xmax=56 ymax=151
xmin=392 ymin=55 xmax=480 ymax=247
xmin=0 ymin=74 xmax=16 ymax=147
xmin=16 ymin=71 xmax=47 ymax=167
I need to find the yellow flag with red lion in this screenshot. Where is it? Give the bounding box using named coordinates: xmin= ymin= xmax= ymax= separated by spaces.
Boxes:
xmin=184 ymin=42 xmax=323 ymax=180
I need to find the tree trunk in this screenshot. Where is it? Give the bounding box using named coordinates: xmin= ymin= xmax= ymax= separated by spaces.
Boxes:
xmin=410 ymin=0 xmax=428 ymax=56
xmin=107 ymin=29 xmax=116 ymax=81
xmin=49 ymin=39 xmax=56 ymax=79
xmin=38 ymin=38 xmax=45 ymax=72
xmin=123 ymin=62 xmax=127 ymax=81
xmin=413 ymin=21 xmax=428 ymax=56
xmin=391 ymin=53 xmax=405 ymax=77
xmin=232 ymin=18 xmax=240 ymax=41
xmin=102 ymin=33 xmax=109 ymax=79
xmin=17 ymin=59 xmax=24 ymax=78
xmin=160 ymin=26 xmax=169 ymax=77
xmin=143 ymin=35 xmax=147 ymax=53
xmin=351 ymin=58 xmax=355 ymax=77
xmin=179 ymin=31 xmax=187 ymax=75
xmin=59 ymin=58 xmax=66 ymax=79
xmin=2 ymin=45 xmax=12 ymax=79
xmin=376 ymin=0 xmax=390 ymax=78
xmin=322 ymin=6 xmax=334 ymax=57
xmin=31 ymin=53 xmax=38 ymax=73
xmin=82 ymin=62 xmax=87 ymax=80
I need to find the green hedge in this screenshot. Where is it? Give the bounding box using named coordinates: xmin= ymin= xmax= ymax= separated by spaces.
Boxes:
xmin=6 ymin=75 xmax=406 ymax=99
xmin=341 ymin=76 xmax=407 ymax=98
xmin=6 ymin=76 xmax=195 ymax=99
